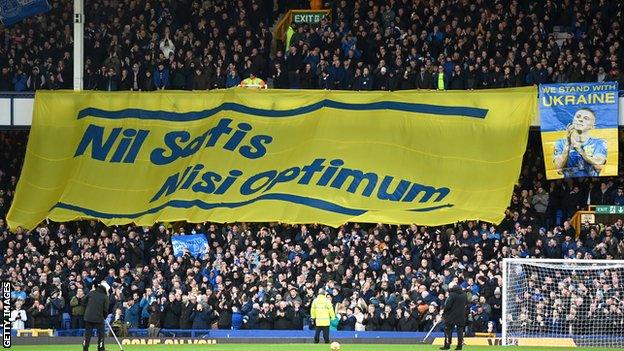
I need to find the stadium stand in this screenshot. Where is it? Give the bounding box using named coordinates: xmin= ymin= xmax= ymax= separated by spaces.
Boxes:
xmin=0 ymin=0 xmax=624 ymax=339
xmin=1 ymin=129 xmax=623 ymax=334
xmin=0 ymin=0 xmax=621 ymax=91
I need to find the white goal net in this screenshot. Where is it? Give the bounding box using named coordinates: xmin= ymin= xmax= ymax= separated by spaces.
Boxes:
xmin=502 ymin=258 xmax=624 ymax=348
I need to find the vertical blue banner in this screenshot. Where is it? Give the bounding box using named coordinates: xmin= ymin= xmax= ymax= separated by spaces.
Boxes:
xmin=539 ymin=82 xmax=619 ymax=179
xmin=0 ymin=0 xmax=50 ymax=26
xmin=171 ymin=234 xmax=209 ymax=258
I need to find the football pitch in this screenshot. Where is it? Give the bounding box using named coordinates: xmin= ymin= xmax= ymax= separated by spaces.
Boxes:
xmin=7 ymin=344 xmax=619 ymax=351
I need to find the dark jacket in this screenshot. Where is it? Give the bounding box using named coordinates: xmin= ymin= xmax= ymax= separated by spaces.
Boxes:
xmin=449 ymin=72 xmax=466 ymax=90
xmin=70 ymin=295 xmax=87 ymax=316
xmin=83 ymin=286 xmax=110 ymax=323
xmin=472 ymin=311 xmax=489 ymax=332
xmin=119 ymin=74 xmax=132 ymax=90
xmin=125 ymin=302 xmax=141 ymax=328
xmin=27 ymin=72 xmax=45 ymax=90
xmin=465 ymin=69 xmax=477 ymax=89
xmin=148 ymin=302 xmax=162 ymax=327
xmin=256 ymin=310 xmax=274 ymax=329
xmin=353 ymin=74 xmax=374 ymax=90
xmin=442 ymin=285 xmax=467 ymax=325
xmin=48 ymin=297 xmax=65 ymax=319
xmin=364 ymin=312 xmax=382 ymax=331
xmin=299 ymin=70 xmax=316 ymax=89
xmin=171 ymin=69 xmax=188 ymax=90
xmin=273 ymin=306 xmax=294 ymax=330
xmin=190 ymin=307 xmax=213 ymax=329
xmin=476 ymin=70 xmax=493 ymax=89
xmin=245 ymin=308 xmax=260 ymax=329
xmin=272 ymin=69 xmax=288 ymax=89
xmin=29 ymin=306 xmax=50 ymax=328
xmin=379 ymin=312 xmax=397 ymax=331
xmin=100 ymin=73 xmax=119 ymax=91
xmin=0 ymin=72 xmax=12 ymax=91
xmin=415 ymin=70 xmax=434 ymax=89
xmin=338 ymin=314 xmax=356 ymax=331
xmin=192 ymin=71 xmax=211 ymax=90
xmin=420 ymin=311 xmax=437 ymax=331
xmin=291 ymin=307 xmax=307 ymax=330
xmin=180 ymin=302 xmax=195 ymax=329
xmin=162 ymin=300 xmax=182 ymax=329
xmin=328 ymin=65 xmax=346 ymax=89
xmin=396 ymin=314 xmax=419 ymax=331
xmin=217 ymin=309 xmax=232 ymax=329
xmin=142 ymin=73 xmax=156 ymax=91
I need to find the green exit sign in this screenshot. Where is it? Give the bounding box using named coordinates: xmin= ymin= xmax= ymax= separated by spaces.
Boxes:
xmin=292 ymin=11 xmax=328 ymax=24
xmin=595 ymin=205 xmax=624 ymax=214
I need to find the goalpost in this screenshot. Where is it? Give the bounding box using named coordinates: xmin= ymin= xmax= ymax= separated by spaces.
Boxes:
xmin=502 ymin=258 xmax=624 ymax=348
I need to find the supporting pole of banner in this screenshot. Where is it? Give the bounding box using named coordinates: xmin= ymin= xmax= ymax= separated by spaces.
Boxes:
xmin=73 ymin=0 xmax=84 ymax=90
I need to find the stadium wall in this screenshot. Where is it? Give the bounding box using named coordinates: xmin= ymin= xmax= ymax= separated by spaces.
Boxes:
xmin=12 ymin=331 xmax=448 ymax=345
xmin=13 ymin=333 xmax=612 ymax=347
xmin=0 ymin=93 xmax=623 ymax=128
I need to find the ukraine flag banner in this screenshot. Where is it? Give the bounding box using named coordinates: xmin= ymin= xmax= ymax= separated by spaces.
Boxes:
xmin=539 ymin=82 xmax=619 ymax=179
xmin=7 ymin=87 xmax=536 ymax=229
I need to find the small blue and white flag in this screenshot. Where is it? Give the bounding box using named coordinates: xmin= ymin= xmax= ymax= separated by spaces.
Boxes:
xmin=171 ymin=234 xmax=209 ymax=258
xmin=0 ymin=0 xmax=51 ymax=26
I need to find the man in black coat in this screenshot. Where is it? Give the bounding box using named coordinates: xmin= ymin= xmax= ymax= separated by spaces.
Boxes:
xmin=364 ymin=305 xmax=382 ymax=331
xmin=83 ymin=281 xmax=110 ymax=351
xmin=415 ymin=66 xmax=434 ymax=89
xmin=291 ymin=301 xmax=306 ymax=330
xmin=396 ymin=308 xmax=418 ymax=331
xmin=273 ymin=301 xmax=294 ymax=330
xmin=379 ymin=305 xmax=398 ymax=331
xmin=256 ymin=303 xmax=274 ymax=329
xmin=162 ymin=294 xmax=181 ymax=329
xmin=28 ymin=300 xmax=50 ymax=328
xmin=441 ymin=281 xmax=467 ymax=350
xmin=179 ymin=296 xmax=196 ymax=329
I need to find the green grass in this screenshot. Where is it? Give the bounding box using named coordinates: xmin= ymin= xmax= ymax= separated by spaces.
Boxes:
xmin=8 ymin=344 xmax=620 ymax=351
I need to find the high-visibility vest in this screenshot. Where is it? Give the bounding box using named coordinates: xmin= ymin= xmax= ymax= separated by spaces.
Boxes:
xmin=437 ymin=72 xmax=445 ymax=90
xmin=286 ymin=27 xmax=295 ymax=51
xmin=310 ymin=295 xmax=335 ymax=327
xmin=240 ymin=77 xmax=266 ymax=88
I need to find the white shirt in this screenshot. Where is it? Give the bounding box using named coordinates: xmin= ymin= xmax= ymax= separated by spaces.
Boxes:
xmin=10 ymin=309 xmax=27 ymax=330
xmin=354 ymin=312 xmax=365 ymax=331
xmin=159 ymin=39 xmax=175 ymax=58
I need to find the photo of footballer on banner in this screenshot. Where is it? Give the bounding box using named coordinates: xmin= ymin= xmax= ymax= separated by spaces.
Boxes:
xmin=539 ymin=82 xmax=619 ymax=179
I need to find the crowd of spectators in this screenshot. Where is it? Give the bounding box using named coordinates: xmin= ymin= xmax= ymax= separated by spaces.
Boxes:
xmin=507 ymin=265 xmax=624 ymax=337
xmin=1 ymin=130 xmax=624 ymax=336
xmin=0 ymin=0 xmax=622 ymax=92
xmin=1 ymin=0 xmax=624 ymax=337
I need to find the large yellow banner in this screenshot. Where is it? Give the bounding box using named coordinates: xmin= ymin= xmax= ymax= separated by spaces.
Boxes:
xmin=7 ymin=88 xmax=536 ymax=229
